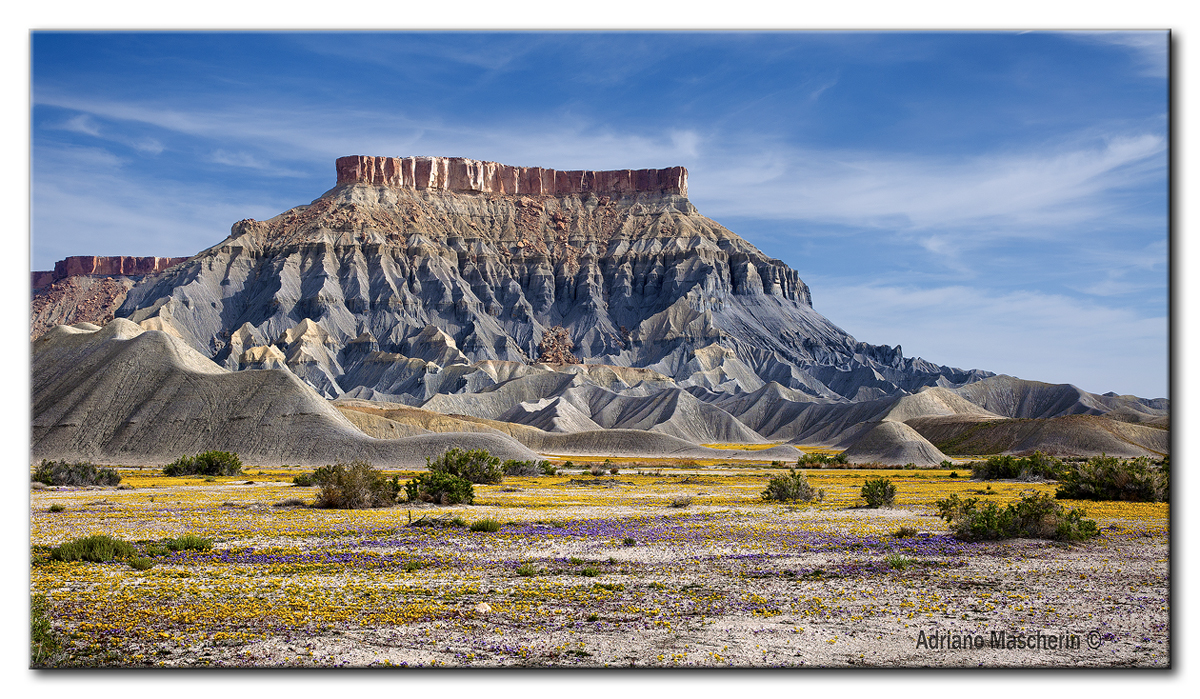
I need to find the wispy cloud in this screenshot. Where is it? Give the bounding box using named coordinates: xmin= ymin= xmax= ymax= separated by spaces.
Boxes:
xmin=690 ymin=133 xmax=1166 ymax=233
xmin=1062 ymin=31 xmax=1169 ymax=78
xmin=804 ymin=277 xmax=1167 ymax=398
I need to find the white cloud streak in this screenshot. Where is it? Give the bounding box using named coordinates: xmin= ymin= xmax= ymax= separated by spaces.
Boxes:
xmin=805 ymin=277 xmax=1168 ymax=398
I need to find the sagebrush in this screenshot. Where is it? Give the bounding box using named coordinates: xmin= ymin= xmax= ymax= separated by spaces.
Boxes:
xmin=427 ymin=448 xmax=503 ymax=484
xmin=861 ymin=477 xmax=896 ymax=508
xmin=1055 ymin=455 xmax=1168 ymax=502
xmin=762 ymin=468 xmax=822 ymax=504
xmin=32 ymin=459 xmax=121 ymax=487
xmin=405 ymin=470 xmax=474 ymax=505
xmin=936 ymin=491 xmax=1099 ymax=541
xmin=163 ymin=451 xmax=243 ymax=477
xmin=970 ymin=451 xmax=1061 ymax=481
xmin=313 ymin=460 xmax=399 ymax=509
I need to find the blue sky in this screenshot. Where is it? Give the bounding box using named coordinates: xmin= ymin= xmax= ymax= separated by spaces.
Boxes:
xmin=29 ymin=31 xmax=1169 ymax=398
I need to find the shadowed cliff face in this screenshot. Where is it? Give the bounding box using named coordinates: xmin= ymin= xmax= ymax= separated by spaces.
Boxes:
xmin=115 ymin=157 xmax=986 ymax=400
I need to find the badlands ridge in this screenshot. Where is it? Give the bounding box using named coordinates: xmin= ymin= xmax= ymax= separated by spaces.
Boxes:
xmin=31 ymin=156 xmax=1168 ymax=466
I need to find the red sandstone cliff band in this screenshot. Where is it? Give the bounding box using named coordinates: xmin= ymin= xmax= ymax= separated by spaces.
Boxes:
xmin=335 ymin=155 xmax=688 ymax=197
xmin=32 ymin=256 xmax=190 ymax=290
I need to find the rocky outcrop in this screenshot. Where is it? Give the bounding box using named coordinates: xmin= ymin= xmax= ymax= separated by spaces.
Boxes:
xmin=335 ymin=155 xmax=687 ymax=197
xmin=31 ymin=255 xmax=192 ymax=339
xmin=116 ymin=155 xmax=982 ymax=405
xmin=33 ymin=255 xmax=190 ymax=289
xmin=30 ymin=276 xmax=136 ymax=340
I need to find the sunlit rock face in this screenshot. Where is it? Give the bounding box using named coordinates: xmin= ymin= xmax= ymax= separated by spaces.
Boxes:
xmin=116 ymin=156 xmax=989 ymax=401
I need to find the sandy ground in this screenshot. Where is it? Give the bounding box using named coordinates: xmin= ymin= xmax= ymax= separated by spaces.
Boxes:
xmin=30 ymin=468 xmax=1170 ymax=668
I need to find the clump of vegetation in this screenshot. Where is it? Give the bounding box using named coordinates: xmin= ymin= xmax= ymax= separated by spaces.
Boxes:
xmin=669 ymin=496 xmax=693 ymax=508
xmin=273 ymin=497 xmax=308 ymax=508
xmin=936 ymin=491 xmax=1099 ymax=541
xmin=31 ymin=594 xmax=58 ymax=666
xmin=292 ymin=472 xmax=315 ymax=487
xmin=47 ymin=504 xmax=65 ymax=513
xmin=403 ymin=560 xmax=423 ymax=572
xmin=797 ymin=452 xmax=848 ymax=467
xmin=427 ymin=448 xmax=503 ymax=484
xmin=32 ymin=459 xmax=121 ymax=487
xmin=50 ymin=534 xmax=136 ymax=563
xmin=861 ymin=477 xmax=896 ymax=508
xmin=470 ymin=518 xmax=503 ymax=532
xmin=516 ymin=562 xmax=540 ymax=577
xmin=537 ymin=325 xmax=580 ymax=364
xmin=128 ymin=557 xmax=155 ymax=571
xmin=314 ymin=460 xmax=399 ymax=509
xmin=970 ymin=451 xmax=1062 ymax=481
xmin=580 ymin=566 xmax=600 ymax=578
xmin=502 ymin=459 xmax=551 ymax=477
xmin=588 ymin=465 xmax=606 ymax=477
xmin=762 ymin=468 xmax=823 ymax=504
xmin=163 ymin=451 xmax=243 ymax=477
xmin=622 ymin=537 xmax=637 ymax=546
xmin=891 ymin=526 xmax=918 ymax=538
xmin=886 ymin=554 xmax=915 ymax=570
xmin=609 ymin=466 xmax=620 ymax=475
xmin=948 ymin=471 xmax=959 ymax=478
xmin=939 ymin=460 xmax=954 ymax=469
xmin=1055 ymin=455 xmax=1168 ymax=502
xmin=405 ymin=471 xmax=475 ymax=505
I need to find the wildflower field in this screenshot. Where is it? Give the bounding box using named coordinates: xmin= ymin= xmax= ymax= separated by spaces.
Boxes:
xmin=30 ymin=464 xmax=1169 ymax=668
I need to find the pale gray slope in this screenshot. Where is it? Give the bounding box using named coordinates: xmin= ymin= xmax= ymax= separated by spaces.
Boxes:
xmin=841 ymin=421 xmax=950 ymax=466
xmin=905 ymin=414 xmax=1169 ymax=458
xmin=952 ymin=375 xmax=1169 ymax=420
xmin=561 ymin=384 xmax=766 ymax=444
xmin=32 ymin=319 xmax=537 ymax=466
xmin=497 ymin=397 xmax=604 ymax=433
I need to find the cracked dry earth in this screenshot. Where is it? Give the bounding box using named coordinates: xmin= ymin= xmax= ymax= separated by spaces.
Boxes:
xmin=30 ymin=468 xmax=1169 ymax=668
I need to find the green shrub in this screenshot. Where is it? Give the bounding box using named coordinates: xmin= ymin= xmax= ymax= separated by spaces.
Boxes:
xmin=670 ymin=496 xmax=693 ymax=508
xmin=502 ymin=459 xmax=549 ymax=477
xmin=404 ymin=471 xmax=474 ymax=505
xmin=128 ymin=557 xmax=155 ymax=571
xmin=314 ymin=460 xmax=399 ymax=509
xmin=47 ymin=504 xmax=65 ymax=513
xmin=427 ymin=448 xmax=503 ymax=484
xmin=292 ymin=472 xmax=315 ymax=487
xmin=166 ymin=534 xmax=213 ymax=552
xmin=31 ymin=594 xmax=58 ymax=666
xmin=948 ymin=471 xmax=959 ymax=479
xmin=50 ymin=535 xmax=136 ymax=562
xmin=163 ymin=451 xmax=243 ymax=477
xmin=32 ymin=459 xmax=121 ymax=487
xmin=936 ymin=491 xmax=1099 ymax=541
xmin=540 ymin=462 xmax=558 ymax=476
xmin=939 ymin=460 xmax=954 ymax=469
xmin=886 ymin=554 xmax=915 ymax=570
xmin=516 ymin=563 xmax=539 ymax=577
xmin=622 ymin=537 xmax=637 ymax=546
xmin=470 ymin=518 xmax=502 ymax=532
xmin=971 ymin=451 xmax=1062 ymax=481
xmin=403 ymin=560 xmax=422 ymax=572
xmin=580 ymin=566 xmax=600 ymax=577
xmin=892 ymin=526 xmax=918 ymax=538
xmin=861 ymin=477 xmax=896 ymax=508
xmin=762 ymin=468 xmax=819 ymax=504
xmin=797 ymin=452 xmax=848 ymax=466
xmin=1055 ymin=455 xmax=1167 ymax=502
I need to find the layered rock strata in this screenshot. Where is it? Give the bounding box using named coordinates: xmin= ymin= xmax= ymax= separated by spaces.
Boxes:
xmin=33 ymin=255 xmax=190 ymax=290
xmin=335 ymin=155 xmax=688 ymax=196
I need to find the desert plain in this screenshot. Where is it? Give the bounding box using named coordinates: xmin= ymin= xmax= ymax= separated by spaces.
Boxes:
xmin=29 ymin=460 xmax=1168 ymax=668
